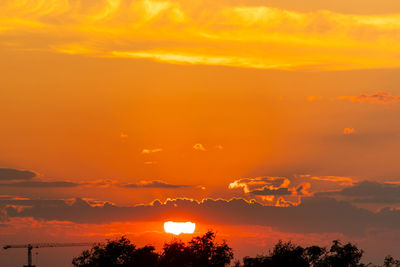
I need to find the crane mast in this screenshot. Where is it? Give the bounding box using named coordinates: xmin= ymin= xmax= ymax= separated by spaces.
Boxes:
xmin=27 ymin=244 xmax=33 ymax=267
xmin=3 ymin=242 xmax=93 ymax=267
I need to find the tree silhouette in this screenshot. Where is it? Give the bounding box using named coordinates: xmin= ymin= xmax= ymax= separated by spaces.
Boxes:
xmin=316 ymin=240 xmax=364 ymax=267
xmin=72 ymin=233 xmax=395 ymax=267
xmin=305 ymin=245 xmax=326 ymax=266
xmin=383 ymin=255 xmax=400 ymax=267
xmin=159 ymin=240 xmax=191 ymax=267
xmin=73 ymin=231 xmax=233 ymax=267
xmin=242 ymin=241 xmax=309 ymax=267
xmin=241 ymin=240 xmax=365 ymax=267
xmin=188 ymin=230 xmax=233 ymax=267
xmin=72 ymin=236 xmax=158 ymax=267
xmin=160 ymin=230 xmax=233 ymax=267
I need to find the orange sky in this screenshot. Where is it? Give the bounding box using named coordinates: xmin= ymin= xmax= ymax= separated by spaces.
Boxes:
xmin=1 ymin=0 xmax=400 ymax=266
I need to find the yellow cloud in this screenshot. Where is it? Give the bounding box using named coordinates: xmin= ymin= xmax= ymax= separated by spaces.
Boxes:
xmin=142 ymin=148 xmax=163 ymax=154
xmin=300 ymin=174 xmax=355 ymax=186
xmin=112 ymin=50 xmax=293 ymax=69
xmin=120 ymin=133 xmax=128 ymax=142
xmin=343 ymin=128 xmax=355 ymax=135
xmin=229 ymin=176 xmax=290 ymax=194
xmin=193 ymin=143 xmax=206 ymax=151
xmin=2 ymin=0 xmax=400 ymax=70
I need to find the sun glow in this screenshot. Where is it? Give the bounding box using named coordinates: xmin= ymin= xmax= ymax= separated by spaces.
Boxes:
xmin=164 ymin=221 xmax=196 ymax=235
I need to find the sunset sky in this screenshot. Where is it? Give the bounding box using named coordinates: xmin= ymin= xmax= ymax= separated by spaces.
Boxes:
xmin=1 ymin=0 xmax=400 ymax=266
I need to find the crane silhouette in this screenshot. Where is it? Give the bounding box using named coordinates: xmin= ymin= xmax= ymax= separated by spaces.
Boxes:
xmin=3 ymin=242 xmax=93 ymax=267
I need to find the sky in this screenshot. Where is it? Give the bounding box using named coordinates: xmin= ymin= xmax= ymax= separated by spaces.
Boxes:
xmin=1 ymin=0 xmax=400 ymax=266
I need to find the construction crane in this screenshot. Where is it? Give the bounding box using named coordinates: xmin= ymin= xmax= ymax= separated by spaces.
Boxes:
xmin=3 ymin=242 xmax=94 ymax=267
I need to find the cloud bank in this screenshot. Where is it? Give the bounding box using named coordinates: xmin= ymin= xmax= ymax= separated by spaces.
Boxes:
xmin=317 ymin=180 xmax=400 ymax=204
xmin=2 ymin=196 xmax=399 ymax=237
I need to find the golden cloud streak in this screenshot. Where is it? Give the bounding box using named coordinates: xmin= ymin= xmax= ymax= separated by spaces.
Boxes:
xmin=2 ymin=0 xmax=400 ymax=70
xmin=301 ymin=175 xmax=355 ymax=186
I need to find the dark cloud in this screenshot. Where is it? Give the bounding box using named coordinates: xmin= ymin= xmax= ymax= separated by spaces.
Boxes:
xmin=250 ymin=187 xmax=291 ymax=196
xmin=0 ymin=176 xmax=188 ymax=189
xmin=316 ymin=181 xmax=400 ymax=203
xmin=250 ymin=184 xmax=309 ymax=196
xmin=121 ymin=180 xmax=189 ymax=189
xmin=0 ymin=168 xmax=36 ymax=180
xmin=0 ymin=199 xmax=66 ymax=206
xmin=2 ymin=196 xmax=399 ymax=236
xmin=0 ymin=181 xmax=80 ymax=188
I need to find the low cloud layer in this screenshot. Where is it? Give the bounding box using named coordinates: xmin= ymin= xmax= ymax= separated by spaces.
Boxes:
xmin=2 ymin=195 xmax=399 ymax=237
xmin=0 ymin=167 xmax=191 ymax=189
xmin=317 ymin=180 xmax=400 ymax=204
xmin=0 ymin=168 xmax=37 ymax=181
xmin=0 ymin=181 xmax=79 ymax=188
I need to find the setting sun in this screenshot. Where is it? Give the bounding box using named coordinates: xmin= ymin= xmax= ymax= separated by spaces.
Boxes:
xmin=164 ymin=221 xmax=196 ymax=235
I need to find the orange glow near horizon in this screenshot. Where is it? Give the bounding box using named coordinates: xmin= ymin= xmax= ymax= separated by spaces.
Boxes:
xmin=164 ymin=221 xmax=196 ymax=235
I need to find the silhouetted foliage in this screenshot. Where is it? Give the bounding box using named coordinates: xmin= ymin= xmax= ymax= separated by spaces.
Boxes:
xmin=305 ymin=245 xmax=326 ymax=266
xmin=316 ymin=240 xmax=364 ymax=267
xmin=242 ymin=241 xmax=308 ymax=267
xmin=72 ymin=236 xmax=158 ymax=267
xmin=73 ymin=231 xmax=233 ymax=267
xmin=160 ymin=230 xmax=233 ymax=267
xmin=72 ymin=233 xmax=397 ymax=267
xmin=383 ymin=255 xmax=400 ymax=267
xmin=188 ymin=230 xmax=233 ymax=267
xmin=159 ymin=240 xmax=192 ymax=267
xmin=241 ymin=240 xmax=365 ymax=267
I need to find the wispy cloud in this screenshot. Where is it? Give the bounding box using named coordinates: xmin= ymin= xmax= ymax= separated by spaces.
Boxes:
xmin=120 ymin=180 xmax=189 ymax=189
xmin=299 ymin=174 xmax=354 ymax=186
xmin=338 ymin=91 xmax=400 ymax=104
xmin=120 ymin=133 xmax=129 ymax=142
xmin=0 ymin=181 xmax=80 ymax=188
xmin=0 ymin=168 xmax=191 ymax=190
xmin=142 ymin=148 xmax=163 ymax=154
xmin=343 ymin=128 xmax=355 ymax=135
xmin=307 ymin=96 xmax=323 ymax=102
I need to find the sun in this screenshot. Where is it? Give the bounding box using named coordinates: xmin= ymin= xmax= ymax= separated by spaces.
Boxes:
xmin=164 ymin=221 xmax=196 ymax=235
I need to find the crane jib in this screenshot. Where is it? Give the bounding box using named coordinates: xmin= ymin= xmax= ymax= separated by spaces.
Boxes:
xmin=3 ymin=242 xmax=94 ymax=267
